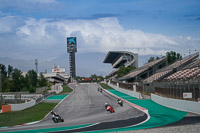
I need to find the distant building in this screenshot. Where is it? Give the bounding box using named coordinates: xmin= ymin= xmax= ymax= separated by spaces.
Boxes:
xmin=51 ymin=65 xmax=69 ymax=80
xmin=44 ymin=65 xmax=69 ymax=84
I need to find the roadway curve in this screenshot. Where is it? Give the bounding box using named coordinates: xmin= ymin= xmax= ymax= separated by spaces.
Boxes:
xmin=0 ymin=83 xmax=147 ymax=133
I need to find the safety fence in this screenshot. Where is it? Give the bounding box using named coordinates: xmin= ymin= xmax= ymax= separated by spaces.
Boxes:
xmin=110 ymin=81 xmax=134 ymax=91
xmin=110 ymin=81 xmax=117 ymax=86
xmin=36 ymin=92 xmax=56 ymax=104
xmin=154 ymin=79 xmax=200 ymax=102
xmin=109 ymin=79 xmax=200 ymax=102
xmin=1 ymin=92 xmax=56 ymax=113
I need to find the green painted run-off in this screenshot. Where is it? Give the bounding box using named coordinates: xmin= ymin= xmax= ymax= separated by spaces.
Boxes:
xmin=46 ymin=95 xmax=67 ymax=100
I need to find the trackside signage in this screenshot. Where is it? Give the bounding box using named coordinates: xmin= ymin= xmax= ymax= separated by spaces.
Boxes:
xmin=183 ymin=92 xmax=192 ymax=99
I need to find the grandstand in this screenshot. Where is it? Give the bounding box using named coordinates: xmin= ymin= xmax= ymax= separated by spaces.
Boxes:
xmin=143 ymin=52 xmax=199 ymax=83
xmin=103 ymin=51 xmax=138 ymax=79
xmin=166 ymin=67 xmax=200 ymax=81
xmin=106 ymin=51 xmax=200 ymax=101
xmin=166 ymin=58 xmax=200 ymax=81
xmin=118 ymin=56 xmax=167 ymax=82
xmin=183 ymin=58 xmax=200 ymax=69
xmin=106 ymin=68 xmax=119 ymax=79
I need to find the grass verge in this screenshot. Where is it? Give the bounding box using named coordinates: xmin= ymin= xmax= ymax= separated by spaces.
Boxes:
xmin=58 ymin=85 xmax=73 ymax=95
xmin=0 ymin=102 xmax=57 ymax=127
xmin=99 ymin=83 xmax=113 ymax=90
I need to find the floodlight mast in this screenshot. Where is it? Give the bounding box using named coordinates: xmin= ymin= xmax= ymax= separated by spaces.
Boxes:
xmin=35 ymin=59 xmax=38 ymax=75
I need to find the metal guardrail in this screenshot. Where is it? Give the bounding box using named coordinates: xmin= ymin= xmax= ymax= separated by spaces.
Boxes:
xmin=154 ymin=79 xmax=200 ymax=102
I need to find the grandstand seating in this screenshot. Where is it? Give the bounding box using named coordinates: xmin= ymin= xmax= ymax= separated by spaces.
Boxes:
xmin=119 ymin=57 xmax=167 ymax=81
xmin=166 ymin=66 xmax=200 ymax=81
xmin=144 ymin=69 xmax=172 ymax=83
xmin=143 ymin=52 xmax=199 ymax=83
xmin=183 ymin=58 xmax=200 ymax=69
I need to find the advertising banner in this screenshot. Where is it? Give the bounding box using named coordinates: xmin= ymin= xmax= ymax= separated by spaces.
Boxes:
xmin=52 ymin=68 xmax=65 ymax=73
xmin=67 ymin=37 xmax=77 ymax=53
xmin=183 ymin=92 xmax=192 ymax=99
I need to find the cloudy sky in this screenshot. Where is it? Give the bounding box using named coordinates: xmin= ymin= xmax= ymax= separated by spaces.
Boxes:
xmin=0 ymin=0 xmax=200 ymax=76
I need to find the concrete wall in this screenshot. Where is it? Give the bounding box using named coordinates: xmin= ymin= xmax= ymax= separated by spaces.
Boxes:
xmin=151 ymin=94 xmax=200 ymax=115
xmin=2 ymin=94 xmax=43 ymax=100
xmin=108 ymin=83 xmax=141 ymax=99
xmin=10 ymin=100 xmax=36 ymax=111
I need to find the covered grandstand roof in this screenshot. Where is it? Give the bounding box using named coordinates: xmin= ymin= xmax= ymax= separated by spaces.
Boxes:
xmin=119 ymin=56 xmax=167 ymax=81
xmin=103 ymin=51 xmax=138 ymax=68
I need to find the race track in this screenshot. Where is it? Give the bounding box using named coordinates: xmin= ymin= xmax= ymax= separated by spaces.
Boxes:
xmin=0 ymin=83 xmax=146 ymax=133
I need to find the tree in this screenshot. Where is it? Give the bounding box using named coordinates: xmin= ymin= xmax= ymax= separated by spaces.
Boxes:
xmin=0 ymin=64 xmax=7 ymax=92
xmin=38 ymin=73 xmax=48 ymax=87
xmin=148 ymin=57 xmax=155 ymax=63
xmin=148 ymin=56 xmax=160 ymax=63
xmin=0 ymin=64 xmax=7 ymax=80
xmin=117 ymin=65 xmax=136 ymax=78
xmin=166 ymin=51 xmax=182 ymax=65
xmin=21 ymin=74 xmax=31 ymax=92
xmin=91 ymin=74 xmax=97 ymax=79
xmin=27 ymin=70 xmax=38 ymax=87
xmin=7 ymin=65 xmax=13 ymax=78
xmin=11 ymin=68 xmax=23 ymax=92
xmin=2 ymin=79 xmax=12 ymax=92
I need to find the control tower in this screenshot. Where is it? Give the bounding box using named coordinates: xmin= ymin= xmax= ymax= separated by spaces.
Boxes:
xmin=67 ymin=37 xmax=77 ymax=82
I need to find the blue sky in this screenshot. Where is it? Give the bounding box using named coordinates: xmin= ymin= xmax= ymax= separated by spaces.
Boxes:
xmin=0 ymin=0 xmax=200 ymax=76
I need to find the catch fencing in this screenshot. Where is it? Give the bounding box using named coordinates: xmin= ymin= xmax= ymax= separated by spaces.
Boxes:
xmin=110 ymin=81 xmax=134 ymax=91
xmin=154 ymin=79 xmax=200 ymax=102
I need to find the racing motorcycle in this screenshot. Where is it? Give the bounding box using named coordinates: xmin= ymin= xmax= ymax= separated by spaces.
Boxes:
xmin=106 ymin=105 xmax=115 ymax=113
xmin=117 ymin=99 xmax=123 ymax=107
xmin=52 ymin=114 xmax=64 ymax=123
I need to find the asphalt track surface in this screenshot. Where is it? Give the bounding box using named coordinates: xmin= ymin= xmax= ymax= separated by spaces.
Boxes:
xmin=0 ymin=83 xmax=146 ymax=133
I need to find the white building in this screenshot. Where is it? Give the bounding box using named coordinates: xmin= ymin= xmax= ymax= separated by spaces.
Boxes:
xmin=44 ymin=65 xmax=69 ymax=84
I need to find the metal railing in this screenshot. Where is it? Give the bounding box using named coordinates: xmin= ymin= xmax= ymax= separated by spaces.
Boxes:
xmin=154 ymin=79 xmax=200 ymax=101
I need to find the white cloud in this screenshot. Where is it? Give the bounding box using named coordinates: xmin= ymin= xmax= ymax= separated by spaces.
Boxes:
xmin=0 ymin=16 xmax=199 ymax=60
xmin=0 ymin=16 xmax=22 ymax=33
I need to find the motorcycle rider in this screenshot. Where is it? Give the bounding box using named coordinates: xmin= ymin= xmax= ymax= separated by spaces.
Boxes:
xmin=51 ymin=111 xmax=57 ymax=119
xmin=105 ymin=103 xmax=109 ymax=109
xmin=51 ymin=111 xmax=64 ymax=123
xmin=117 ymin=98 xmax=123 ymax=106
xmin=105 ymin=103 xmax=114 ymax=112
